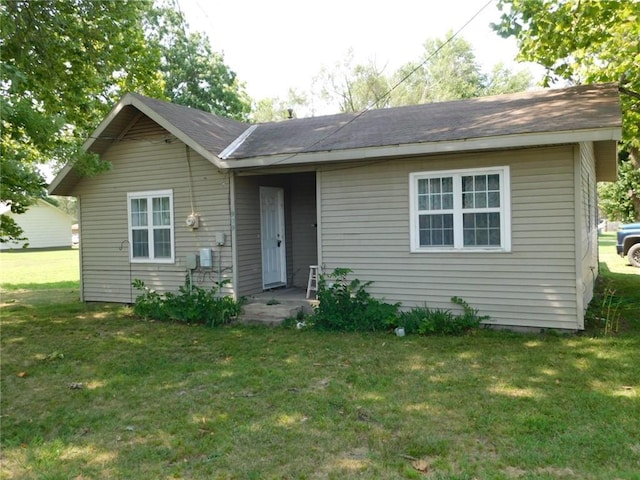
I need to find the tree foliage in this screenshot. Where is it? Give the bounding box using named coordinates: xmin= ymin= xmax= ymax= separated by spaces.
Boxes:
xmin=391 ymin=35 xmax=531 ymax=106
xmin=2 ymin=0 xmax=164 ymax=135
xmin=1 ymin=0 xmax=162 ymax=242
xmin=313 ymin=35 xmax=531 ymax=114
xmin=416 ymin=35 xmax=487 ymax=102
xmin=250 ymin=89 xmax=309 ymax=123
xmin=146 ymin=3 xmax=250 ymax=121
xmin=599 ymin=153 xmax=640 ymax=223
xmin=314 ymin=49 xmax=392 ymax=113
xmin=493 ymin=0 xmax=640 ymax=220
xmin=0 ymin=0 xmax=250 ymax=243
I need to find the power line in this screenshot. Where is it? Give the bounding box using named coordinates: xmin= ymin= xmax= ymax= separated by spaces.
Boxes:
xmin=249 ymin=0 xmax=495 ymax=169
xmin=376 ymin=0 xmax=494 ymax=110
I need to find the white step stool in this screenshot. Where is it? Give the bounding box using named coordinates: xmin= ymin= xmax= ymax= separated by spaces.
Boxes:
xmin=306 ymin=265 xmax=319 ymax=298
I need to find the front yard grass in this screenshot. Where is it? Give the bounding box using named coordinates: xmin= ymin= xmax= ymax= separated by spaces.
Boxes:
xmin=1 ymin=239 xmax=639 ymax=479
xmin=587 ymin=233 xmax=640 ymax=333
xmin=0 ymin=248 xmax=79 ymax=291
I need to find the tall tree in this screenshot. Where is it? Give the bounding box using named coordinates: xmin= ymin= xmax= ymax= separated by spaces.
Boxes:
xmin=493 ymin=0 xmax=640 ymax=221
xmin=483 ymin=62 xmax=534 ymax=97
xmin=314 ymin=50 xmax=391 ymax=113
xmin=1 ymin=0 xmax=252 ymax=243
xmin=390 ymin=34 xmax=531 ymax=106
xmin=418 ymin=35 xmax=487 ymax=101
xmin=1 ymin=0 xmax=163 ymax=243
xmin=1 ymin=0 xmax=164 ymax=136
xmin=145 ymin=3 xmax=251 ymax=121
xmin=387 ymin=61 xmax=430 ymax=107
xmin=251 ymin=89 xmax=309 ymax=123
xmin=313 ymin=36 xmax=531 ymax=114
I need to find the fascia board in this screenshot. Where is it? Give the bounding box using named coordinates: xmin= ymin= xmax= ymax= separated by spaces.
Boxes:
xmin=47 ymin=163 xmax=74 ymax=195
xmin=218 ymin=127 xmax=622 ymax=170
xmin=81 ymin=94 xmax=130 ymax=151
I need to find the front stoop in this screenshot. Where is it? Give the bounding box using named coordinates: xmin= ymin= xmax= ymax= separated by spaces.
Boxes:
xmin=236 ymin=303 xmax=302 ymax=327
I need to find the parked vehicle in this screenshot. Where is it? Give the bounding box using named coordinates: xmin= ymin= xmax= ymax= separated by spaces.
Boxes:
xmin=616 ymin=223 xmax=640 ymax=268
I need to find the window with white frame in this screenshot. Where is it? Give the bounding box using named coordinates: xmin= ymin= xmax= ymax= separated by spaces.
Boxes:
xmin=410 ymin=167 xmax=511 ymax=252
xmin=127 ymin=190 xmax=174 ymax=262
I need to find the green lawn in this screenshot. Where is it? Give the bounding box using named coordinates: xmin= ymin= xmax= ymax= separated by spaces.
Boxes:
xmin=587 ymin=233 xmax=640 ymax=333
xmin=0 ymin=248 xmax=79 ymax=289
xmin=597 ymin=231 xmax=638 ymax=274
xmin=1 ymin=240 xmax=639 ymax=479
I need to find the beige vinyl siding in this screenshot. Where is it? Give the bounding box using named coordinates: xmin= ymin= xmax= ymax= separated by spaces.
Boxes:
xmin=578 ymin=142 xmax=599 ymax=326
xmin=75 ymin=116 xmax=233 ymax=302
xmin=234 ymin=175 xmax=266 ymax=295
xmin=290 ymin=173 xmax=318 ymax=287
xmin=318 ymin=145 xmax=580 ymax=330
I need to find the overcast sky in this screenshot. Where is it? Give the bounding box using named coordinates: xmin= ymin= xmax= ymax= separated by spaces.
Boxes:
xmin=176 ymin=0 xmax=542 ymax=102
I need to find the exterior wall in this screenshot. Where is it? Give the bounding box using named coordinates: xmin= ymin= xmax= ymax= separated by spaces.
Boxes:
xmin=1 ymin=200 xmax=73 ymax=250
xmin=74 ymin=116 xmax=233 ymax=302
xmin=234 ymin=172 xmax=317 ymax=296
xmin=317 ymin=146 xmax=581 ymax=330
xmin=234 ymin=175 xmax=282 ymax=296
xmin=290 ymin=173 xmax=318 ymax=287
xmin=577 ymin=142 xmax=599 ymax=326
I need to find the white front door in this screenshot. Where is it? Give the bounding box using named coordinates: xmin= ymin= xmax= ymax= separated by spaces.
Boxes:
xmin=260 ymin=186 xmax=286 ymax=288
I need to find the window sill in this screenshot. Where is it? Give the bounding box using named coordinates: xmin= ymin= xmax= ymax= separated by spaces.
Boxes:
xmin=130 ymin=258 xmax=175 ymax=264
xmin=410 ymin=247 xmax=511 ymax=254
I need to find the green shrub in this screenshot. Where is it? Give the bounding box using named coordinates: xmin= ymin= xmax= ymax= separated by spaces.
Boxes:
xmin=132 ymin=278 xmax=243 ymax=327
xmin=131 ymin=279 xmax=167 ymax=321
xmin=394 ymin=296 xmax=488 ymax=336
xmin=312 ymin=268 xmax=399 ymax=332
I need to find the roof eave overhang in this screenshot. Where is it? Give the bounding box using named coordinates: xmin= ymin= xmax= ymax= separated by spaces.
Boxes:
xmin=48 ymin=163 xmax=75 ymax=195
xmin=97 ymin=95 xmax=226 ymax=169
xmin=219 ymin=127 xmax=622 ymax=170
xmin=49 ymin=93 xmax=226 ymax=195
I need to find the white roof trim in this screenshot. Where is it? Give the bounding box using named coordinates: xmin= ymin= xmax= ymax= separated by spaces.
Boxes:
xmin=219 ymin=125 xmax=258 ymax=159
xmin=218 ymin=127 xmax=621 ymax=170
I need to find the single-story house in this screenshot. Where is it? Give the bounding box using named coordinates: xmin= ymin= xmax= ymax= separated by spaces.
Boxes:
xmin=49 ymin=83 xmax=622 ymax=330
xmin=0 ymin=199 xmax=74 ymax=250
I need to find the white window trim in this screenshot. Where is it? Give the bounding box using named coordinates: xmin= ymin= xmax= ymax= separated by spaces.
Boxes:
xmin=409 ymin=166 xmax=511 ymax=253
xmin=127 ymin=189 xmax=175 ymax=263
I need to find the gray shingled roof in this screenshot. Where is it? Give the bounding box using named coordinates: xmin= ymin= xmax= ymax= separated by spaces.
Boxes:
xmin=223 ymin=83 xmax=621 ymax=160
xmin=125 ymin=93 xmax=249 ymax=154
xmin=50 ymin=83 xmax=621 ymax=196
xmin=82 ymin=94 xmax=249 ymax=158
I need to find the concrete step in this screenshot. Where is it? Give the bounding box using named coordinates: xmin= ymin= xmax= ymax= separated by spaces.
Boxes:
xmin=236 ymin=303 xmax=302 ymax=327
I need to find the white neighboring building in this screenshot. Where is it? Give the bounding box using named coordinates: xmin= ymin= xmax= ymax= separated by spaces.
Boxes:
xmin=0 ymin=199 xmax=74 ymax=250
